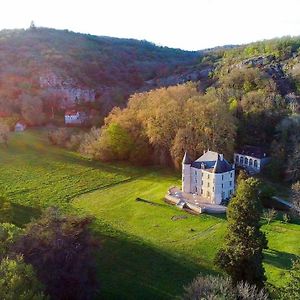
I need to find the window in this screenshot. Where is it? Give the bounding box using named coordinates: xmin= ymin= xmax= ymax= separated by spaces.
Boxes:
xmin=208 ymin=182 xmax=210 ymax=187
xmin=235 ymin=155 xmax=239 ymax=163
xmin=249 ymin=158 xmax=253 ymax=166
xmin=207 ymin=191 xmax=210 ymax=197
xmin=230 ymin=181 xmax=232 ymax=187
xmin=230 ymin=172 xmax=233 ymax=178
xmin=222 ymin=175 xmax=224 ymax=180
xmin=207 ymin=174 xmax=210 ymax=179
xmin=240 ymin=157 xmax=244 ymax=164
xmin=195 ymin=171 xmax=197 ymax=175
xmin=183 ymin=176 xmax=185 ymax=181
xmin=201 ymin=189 xmax=203 ymax=194
xmin=245 ymin=157 xmax=248 ymax=165
xmin=213 ymin=187 xmax=215 ymax=192
xmin=254 ymin=160 xmax=258 ymax=168
xmin=222 ymin=183 xmax=224 ymax=188
xmin=195 ymin=187 xmax=198 ymax=193
xmin=230 ymin=189 xmax=233 ymax=195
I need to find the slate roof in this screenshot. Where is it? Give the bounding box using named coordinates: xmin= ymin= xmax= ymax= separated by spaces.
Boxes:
xmin=213 ymin=157 xmax=232 ymax=173
xmin=182 ymin=151 xmax=192 ymax=164
xmin=190 ymin=150 xmax=233 ymax=173
xmin=236 ymin=145 xmax=268 ymax=159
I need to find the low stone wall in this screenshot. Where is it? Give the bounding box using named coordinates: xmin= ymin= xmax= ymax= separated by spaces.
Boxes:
xmin=165 ymin=186 xmax=226 ymax=215
xmin=165 ymin=194 xmax=180 ymax=205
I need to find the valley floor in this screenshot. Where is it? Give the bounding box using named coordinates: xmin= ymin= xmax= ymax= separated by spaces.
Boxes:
xmin=0 ymin=130 xmax=299 ymax=299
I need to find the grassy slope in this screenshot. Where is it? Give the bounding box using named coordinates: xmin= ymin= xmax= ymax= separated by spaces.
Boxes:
xmin=0 ymin=130 xmax=299 ymax=299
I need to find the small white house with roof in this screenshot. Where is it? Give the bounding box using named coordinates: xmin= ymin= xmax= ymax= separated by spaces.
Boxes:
xmin=64 ymin=110 xmax=87 ymax=125
xmin=15 ymin=121 xmax=27 ymax=132
xmin=182 ymin=150 xmax=235 ymax=205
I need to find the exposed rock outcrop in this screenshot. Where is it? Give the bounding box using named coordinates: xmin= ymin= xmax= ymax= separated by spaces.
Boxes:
xmin=39 ymin=71 xmax=96 ymax=107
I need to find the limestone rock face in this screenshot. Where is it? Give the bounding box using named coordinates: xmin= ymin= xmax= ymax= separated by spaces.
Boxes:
xmin=144 ymin=67 xmax=213 ymax=89
xmin=39 ymin=71 xmax=96 ymax=107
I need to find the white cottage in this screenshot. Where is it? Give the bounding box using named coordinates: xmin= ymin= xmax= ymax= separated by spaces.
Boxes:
xmin=15 ymin=122 xmax=26 ymax=132
xmin=234 ymin=146 xmax=270 ymax=174
xmin=64 ymin=110 xmax=87 ymax=125
xmin=182 ymin=150 xmax=235 ymax=205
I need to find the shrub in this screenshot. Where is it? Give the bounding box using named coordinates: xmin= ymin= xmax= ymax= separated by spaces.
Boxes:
xmin=262 ymin=209 xmax=277 ymax=225
xmin=0 ymin=256 xmax=47 ymax=300
xmin=182 ymin=275 xmax=269 ymax=300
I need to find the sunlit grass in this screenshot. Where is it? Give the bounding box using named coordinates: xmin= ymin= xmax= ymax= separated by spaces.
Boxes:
xmin=0 ymin=129 xmax=299 ymax=298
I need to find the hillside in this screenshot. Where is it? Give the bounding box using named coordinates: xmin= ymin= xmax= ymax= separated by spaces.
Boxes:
xmin=0 ymin=27 xmax=201 ymax=118
xmin=0 ymin=130 xmax=299 ymax=298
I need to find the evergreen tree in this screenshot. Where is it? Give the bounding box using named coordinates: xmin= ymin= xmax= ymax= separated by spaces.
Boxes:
xmin=215 ymin=178 xmax=267 ymax=287
xmin=280 ymin=259 xmax=300 ymax=299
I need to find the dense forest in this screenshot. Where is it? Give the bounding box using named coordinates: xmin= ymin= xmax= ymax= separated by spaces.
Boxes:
xmin=66 ymin=36 xmax=300 ymax=182
xmin=0 ymin=26 xmax=200 ymax=125
xmin=0 ymin=27 xmax=300 ymax=181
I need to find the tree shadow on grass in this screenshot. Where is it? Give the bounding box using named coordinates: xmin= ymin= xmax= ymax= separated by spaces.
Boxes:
xmin=264 ymin=248 xmax=299 ymax=270
xmin=10 ymin=203 xmax=41 ymax=227
xmin=92 ymin=222 xmax=217 ymax=300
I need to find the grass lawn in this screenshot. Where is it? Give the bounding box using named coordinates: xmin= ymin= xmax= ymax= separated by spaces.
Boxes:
xmin=0 ymin=129 xmax=299 ymax=299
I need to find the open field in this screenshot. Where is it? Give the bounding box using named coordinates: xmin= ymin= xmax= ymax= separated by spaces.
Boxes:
xmin=0 ymin=130 xmax=299 ymax=299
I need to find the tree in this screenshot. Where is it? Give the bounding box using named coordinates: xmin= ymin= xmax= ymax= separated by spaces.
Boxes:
xmin=262 ymin=209 xmax=277 ymax=225
xmin=0 ymin=256 xmax=46 ymax=300
xmin=29 ymin=21 xmax=36 ymax=30
xmin=182 ymin=274 xmax=269 ymax=300
xmin=0 ymin=223 xmax=22 ymax=259
xmin=0 ymin=122 xmax=10 ymax=146
xmin=279 ymin=259 xmax=300 ymax=299
xmin=13 ymin=207 xmax=99 ymax=300
xmin=20 ymin=95 xmax=46 ymax=126
xmin=105 ymin=122 xmax=134 ymax=159
xmin=291 ymin=181 xmax=300 ymax=217
xmin=236 ymin=169 xmax=249 ymax=185
xmin=215 ymin=178 xmax=267 ymax=287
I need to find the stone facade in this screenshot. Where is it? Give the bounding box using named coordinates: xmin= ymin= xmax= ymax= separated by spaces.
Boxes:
xmin=182 ymin=150 xmax=235 ymax=205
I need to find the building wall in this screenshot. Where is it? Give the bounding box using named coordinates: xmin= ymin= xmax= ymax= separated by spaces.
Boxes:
xmin=65 ymin=113 xmax=83 ymax=124
xmin=234 ymin=153 xmax=264 ymax=172
xmin=182 ymin=163 xmax=191 ymax=193
xmin=15 ymin=124 xmax=26 ymax=132
xmin=186 ymin=167 xmax=235 ymax=205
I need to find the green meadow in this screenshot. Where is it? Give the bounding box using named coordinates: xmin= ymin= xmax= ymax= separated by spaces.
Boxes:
xmin=0 ymin=130 xmax=299 ymax=299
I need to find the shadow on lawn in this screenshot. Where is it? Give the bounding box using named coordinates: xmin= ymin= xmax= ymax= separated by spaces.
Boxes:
xmin=92 ymin=222 xmax=217 ymax=300
xmin=264 ymin=248 xmax=299 ymax=270
xmin=11 ymin=203 xmax=41 ymax=227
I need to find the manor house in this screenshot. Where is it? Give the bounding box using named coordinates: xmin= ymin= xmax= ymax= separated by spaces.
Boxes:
xmin=182 ymin=150 xmax=235 ymax=205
